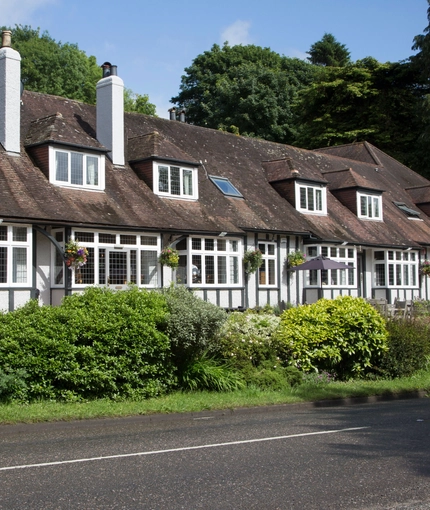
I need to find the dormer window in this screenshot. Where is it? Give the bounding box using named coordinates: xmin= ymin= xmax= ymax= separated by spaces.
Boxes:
xmin=357 ymin=192 xmax=382 ymax=220
xmin=49 ymin=147 xmax=105 ymax=191
xmin=295 ymin=182 xmax=327 ymax=214
xmin=155 ymin=164 xmax=198 ymax=200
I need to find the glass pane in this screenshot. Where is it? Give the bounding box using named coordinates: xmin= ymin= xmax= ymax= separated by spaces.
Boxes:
xmin=130 ymin=250 xmax=137 ymax=284
xmin=412 ymin=265 xmax=417 ymax=286
xmin=141 ymin=236 xmax=158 ymax=246
xmin=373 ymin=197 xmax=379 ymax=218
xmin=158 ymin=166 xmax=169 ymax=192
xmin=307 ymin=246 xmax=317 ymax=257
xmin=55 ymin=151 xmax=68 ymax=182
xmin=268 ymin=244 xmax=275 ymax=256
xmin=339 ymin=248 xmax=345 ymax=258
xmin=315 ymin=189 xmax=322 ymax=211
xmin=170 ymin=166 xmax=180 ymax=195
xmin=176 ymin=255 xmax=187 ymax=284
xmin=71 ymin=152 xmax=83 ymax=185
xmin=99 ymin=248 xmax=106 ymax=284
xmin=375 ymin=264 xmax=386 ymax=286
xmin=192 ymin=255 xmax=201 ymax=284
xmin=268 ymin=259 xmax=275 ymax=285
xmin=360 ymin=196 xmax=367 ymax=216
xmin=99 ymin=233 xmax=116 ymax=244
xmin=300 ymin=187 xmax=307 ymax=209
xmin=141 ymin=251 xmax=158 ymax=286
xmin=0 ymin=247 xmax=7 ymax=283
xmin=307 ymin=187 xmax=314 ymax=211
xmin=78 ymin=247 xmax=95 ymax=284
xmin=230 ymin=240 xmax=238 ymax=252
xmin=330 ymin=247 xmax=337 ymax=257
xmin=0 ymin=226 xmax=7 ymax=241
xmin=321 ymin=247 xmax=328 ymax=257
xmin=218 ymin=256 xmax=227 ymax=284
xmin=12 ymin=247 xmax=27 ymax=283
xmin=396 ymin=264 xmax=402 ymax=285
xmin=86 ymin=156 xmax=99 ymax=186
xmin=54 ymin=247 xmax=64 ymax=285
xmin=309 ymin=269 xmax=318 ymax=285
xmin=403 ymin=265 xmax=409 ymax=286
xmin=368 ymin=196 xmax=372 ymax=218
xmin=74 ymin=232 xmax=94 ymax=243
xmin=230 ymin=256 xmax=239 ymax=284
xmin=331 ymin=269 xmax=338 ymax=285
xmin=389 ymin=263 xmax=394 ymax=285
xmin=108 ymin=251 xmax=128 ymax=285
xmin=205 ymin=255 xmax=214 ymax=284
xmin=258 ymin=243 xmax=266 ymax=255
xmin=12 ymin=227 xmax=27 ymax=242
xmin=259 ymin=262 xmax=266 ymax=285
xmin=205 ymin=238 xmax=214 ymax=251
xmin=191 ymin=238 xmax=201 ymax=250
xmin=120 ymin=235 xmax=136 ymax=245
xmin=183 ymin=169 xmax=193 ymax=195
xmin=217 ymin=239 xmax=227 ymax=251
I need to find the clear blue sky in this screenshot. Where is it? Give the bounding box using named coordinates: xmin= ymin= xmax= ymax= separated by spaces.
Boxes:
xmin=2 ymin=0 xmax=428 ymax=118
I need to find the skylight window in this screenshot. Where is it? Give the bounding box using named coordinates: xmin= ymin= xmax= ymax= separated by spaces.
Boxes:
xmin=210 ymin=176 xmax=243 ymax=197
xmin=394 ymin=202 xmax=421 ymax=219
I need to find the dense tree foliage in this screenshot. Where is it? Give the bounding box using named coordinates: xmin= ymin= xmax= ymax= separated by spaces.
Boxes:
xmin=307 ymin=32 xmax=351 ymax=67
xmin=2 ymin=25 xmax=157 ymax=115
xmin=293 ymin=58 xmax=428 ymax=173
xmin=171 ymin=43 xmax=316 ymax=143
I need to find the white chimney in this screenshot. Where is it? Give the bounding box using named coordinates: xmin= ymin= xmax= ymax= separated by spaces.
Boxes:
xmin=0 ymin=30 xmax=21 ymax=155
xmin=96 ymin=62 xmax=125 ymax=166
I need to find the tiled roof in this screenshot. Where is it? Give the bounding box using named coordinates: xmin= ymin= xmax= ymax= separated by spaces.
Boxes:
xmin=1 ymin=89 xmax=429 ymax=249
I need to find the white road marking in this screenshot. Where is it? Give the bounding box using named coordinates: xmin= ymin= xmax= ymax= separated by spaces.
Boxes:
xmin=0 ymin=426 xmax=369 ymax=472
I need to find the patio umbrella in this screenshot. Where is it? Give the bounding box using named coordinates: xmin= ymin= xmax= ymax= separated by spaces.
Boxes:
xmin=289 ymin=255 xmax=353 ymax=272
xmin=289 ymin=255 xmax=355 ymax=295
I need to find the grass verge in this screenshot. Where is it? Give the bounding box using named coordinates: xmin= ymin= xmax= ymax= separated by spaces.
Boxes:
xmin=1 ymin=370 xmax=430 ymax=425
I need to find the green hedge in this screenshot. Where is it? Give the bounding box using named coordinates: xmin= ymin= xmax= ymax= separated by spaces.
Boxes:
xmin=0 ymin=287 xmax=174 ymax=401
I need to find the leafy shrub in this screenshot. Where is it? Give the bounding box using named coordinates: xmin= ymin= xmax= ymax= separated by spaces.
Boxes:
xmin=381 ymin=318 xmax=430 ymax=378
xmin=240 ymin=361 xmax=302 ymax=390
xmin=0 ymin=368 xmax=28 ymax=402
xmin=161 ymin=285 xmax=227 ymax=371
xmin=302 ymin=371 xmax=336 ymax=385
xmin=275 ymin=296 xmax=389 ymax=379
xmin=214 ymin=311 xmax=281 ymax=368
xmin=180 ymin=352 xmax=245 ymax=392
xmin=0 ymin=287 xmax=174 ymax=401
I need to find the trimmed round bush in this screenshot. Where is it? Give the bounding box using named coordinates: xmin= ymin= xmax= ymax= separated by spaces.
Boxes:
xmin=275 ymin=296 xmax=388 ymax=379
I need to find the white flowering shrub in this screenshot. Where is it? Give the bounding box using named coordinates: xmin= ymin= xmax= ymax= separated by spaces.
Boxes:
xmin=215 ymin=311 xmax=281 ymax=368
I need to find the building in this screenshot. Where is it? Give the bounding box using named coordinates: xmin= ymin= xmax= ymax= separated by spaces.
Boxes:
xmin=1 ymin=30 xmax=430 ymax=312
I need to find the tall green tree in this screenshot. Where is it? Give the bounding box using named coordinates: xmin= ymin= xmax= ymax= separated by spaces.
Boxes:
xmin=171 ymin=43 xmax=316 ymax=143
xmin=411 ymin=0 xmax=430 ymax=81
xmin=2 ymin=25 xmax=157 ymax=114
xmin=293 ymin=58 xmax=427 ymax=174
xmin=307 ymin=33 xmax=351 ymax=67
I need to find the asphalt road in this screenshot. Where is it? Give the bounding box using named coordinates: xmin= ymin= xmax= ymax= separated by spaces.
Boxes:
xmin=1 ymin=397 xmax=430 ymax=509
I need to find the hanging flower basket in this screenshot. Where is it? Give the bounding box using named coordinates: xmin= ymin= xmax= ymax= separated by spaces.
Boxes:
xmin=420 ymin=260 xmax=430 ymax=277
xmin=159 ymin=247 xmax=180 ymax=268
xmin=64 ymin=238 xmax=88 ymax=270
xmin=287 ymin=250 xmax=306 ymax=268
xmin=243 ymin=249 xmax=263 ymax=274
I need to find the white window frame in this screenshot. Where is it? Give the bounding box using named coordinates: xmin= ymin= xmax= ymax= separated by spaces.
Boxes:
xmin=49 ymin=147 xmax=105 ymax=191
xmin=258 ymin=241 xmax=277 ymax=287
xmin=357 ymin=192 xmax=383 ymax=220
xmin=373 ymin=249 xmax=418 ymax=288
xmin=176 ymin=236 xmax=242 ymax=287
xmin=295 ymin=182 xmax=327 ymax=214
xmin=0 ymin=224 xmax=32 ymax=286
xmin=304 ymin=245 xmax=356 ymax=288
xmin=51 ymin=229 xmax=160 ymax=288
xmin=154 ymin=163 xmax=198 ymax=200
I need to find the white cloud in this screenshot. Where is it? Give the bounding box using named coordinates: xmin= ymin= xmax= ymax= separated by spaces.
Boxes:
xmin=220 ymin=20 xmax=252 ymax=46
xmin=285 ymin=48 xmax=309 ymax=61
xmin=1 ymin=0 xmax=57 ymax=26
